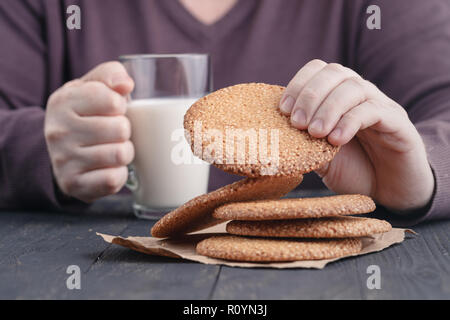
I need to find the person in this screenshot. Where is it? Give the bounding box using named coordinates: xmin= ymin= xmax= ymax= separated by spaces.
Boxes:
xmin=0 ymin=0 xmax=449 ymax=226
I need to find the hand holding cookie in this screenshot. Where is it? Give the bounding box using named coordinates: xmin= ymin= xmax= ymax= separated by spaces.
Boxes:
xmin=279 ymin=59 xmax=435 ymax=212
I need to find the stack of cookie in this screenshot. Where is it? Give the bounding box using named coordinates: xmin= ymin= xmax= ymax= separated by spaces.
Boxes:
xmin=151 ymin=83 xmax=392 ymax=262
xmin=197 ymin=195 xmax=391 ymax=262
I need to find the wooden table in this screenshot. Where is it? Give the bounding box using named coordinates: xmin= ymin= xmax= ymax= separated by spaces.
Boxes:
xmin=0 ymin=194 xmax=449 ymax=300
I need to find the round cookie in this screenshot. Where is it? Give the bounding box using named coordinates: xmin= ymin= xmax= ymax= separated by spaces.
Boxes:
xmin=184 ymin=83 xmax=339 ymax=177
xmin=196 ymin=235 xmax=362 ymax=262
xmin=151 ymin=175 xmax=303 ymax=238
xmin=226 ymin=216 xmax=392 ymax=238
xmin=213 ymin=194 xmax=375 ymax=221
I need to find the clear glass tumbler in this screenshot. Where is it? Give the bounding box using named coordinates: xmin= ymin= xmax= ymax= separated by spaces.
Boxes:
xmin=120 ymin=54 xmax=212 ymax=220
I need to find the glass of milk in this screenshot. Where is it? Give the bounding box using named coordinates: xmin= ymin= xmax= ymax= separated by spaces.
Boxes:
xmin=120 ymin=54 xmax=211 ymax=220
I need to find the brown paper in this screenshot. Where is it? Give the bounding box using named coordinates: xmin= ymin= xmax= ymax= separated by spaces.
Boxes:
xmin=97 ymin=223 xmax=414 ymax=269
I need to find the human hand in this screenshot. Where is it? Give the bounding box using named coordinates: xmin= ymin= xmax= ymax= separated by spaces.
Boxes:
xmin=44 ymin=62 xmax=135 ymax=203
xmin=280 ymin=59 xmax=434 ymax=212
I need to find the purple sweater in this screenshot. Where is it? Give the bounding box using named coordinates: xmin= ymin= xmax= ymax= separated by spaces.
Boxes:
xmin=1 ymin=0 xmax=450 ymax=225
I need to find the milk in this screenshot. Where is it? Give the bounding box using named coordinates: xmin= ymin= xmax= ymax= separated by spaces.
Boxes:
xmin=126 ymin=98 xmax=210 ymax=210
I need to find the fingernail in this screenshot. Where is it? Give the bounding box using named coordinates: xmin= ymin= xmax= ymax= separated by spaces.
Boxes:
xmin=280 ymin=95 xmax=295 ymax=114
xmin=291 ymin=109 xmax=307 ymax=127
xmin=309 ymin=119 xmax=323 ymax=134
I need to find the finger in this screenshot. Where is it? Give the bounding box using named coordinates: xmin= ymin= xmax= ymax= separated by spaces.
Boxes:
xmin=81 ymin=61 xmax=134 ymax=95
xmin=290 ymin=63 xmax=358 ymax=130
xmin=71 ymin=167 xmax=128 ymax=202
xmin=77 ymin=141 xmax=135 ymax=171
xmin=314 ymin=162 xmax=330 ymax=178
xmin=307 ymin=77 xmax=367 ymax=138
xmin=328 ymin=100 xmax=382 ymax=146
xmin=70 ymin=81 xmax=128 ymax=116
xmin=62 ymin=79 xmax=84 ymax=89
xmin=280 ymin=59 xmax=327 ymax=114
xmin=74 ymin=115 xmax=132 ymax=146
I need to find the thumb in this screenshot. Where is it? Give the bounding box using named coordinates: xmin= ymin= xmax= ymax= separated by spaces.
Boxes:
xmin=82 ymin=61 xmax=134 ymax=95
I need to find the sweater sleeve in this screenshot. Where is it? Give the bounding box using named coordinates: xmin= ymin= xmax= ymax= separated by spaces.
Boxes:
xmin=354 ymin=0 xmax=450 ymax=225
xmin=0 ymin=0 xmax=87 ymax=211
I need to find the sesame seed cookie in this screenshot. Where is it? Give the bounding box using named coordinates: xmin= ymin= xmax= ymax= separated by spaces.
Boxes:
xmin=151 ymin=175 xmax=303 ymax=238
xmin=196 ymin=235 xmax=362 ymax=262
xmin=184 ymin=83 xmax=339 ymax=177
xmin=213 ymin=194 xmax=375 ymax=221
xmin=226 ymin=216 xmax=392 ymax=238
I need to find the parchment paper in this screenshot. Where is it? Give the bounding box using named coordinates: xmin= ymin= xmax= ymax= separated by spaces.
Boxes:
xmin=97 ymin=223 xmax=414 ymax=269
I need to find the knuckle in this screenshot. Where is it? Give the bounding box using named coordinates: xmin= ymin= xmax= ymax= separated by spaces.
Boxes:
xmin=364 ymin=99 xmax=380 ymax=110
xmin=104 ymin=172 xmax=122 ymax=193
xmin=109 ymin=94 xmax=126 ymax=114
xmin=120 ymin=142 xmax=134 ymax=165
xmin=83 ymin=82 xmax=125 ymax=114
xmin=52 ymin=153 xmax=69 ymax=168
xmin=62 ymin=79 xmax=83 ymax=89
xmin=103 ymin=92 xmax=117 ymax=110
xmin=385 ymin=101 xmax=407 ymax=118
xmin=364 ymin=79 xmax=379 ymax=92
xmin=58 ymin=178 xmax=70 ymax=194
xmin=299 ymin=86 xmax=319 ymax=103
xmin=343 ymin=111 xmax=358 ymax=123
xmin=59 ymin=89 xmax=79 ymax=108
xmin=397 ymin=105 xmax=409 ymax=118
xmin=59 ymin=174 xmax=78 ymax=195
xmin=83 ymin=81 xmax=106 ymax=96
xmin=326 ymin=63 xmax=345 ymax=73
xmin=358 ymin=78 xmax=372 ymax=91
xmin=114 ymin=144 xmax=128 ymax=165
xmin=127 ymin=141 xmax=135 ymax=163
xmin=115 ymin=116 xmax=131 ymax=141
xmin=104 ymin=175 xmax=117 ymax=193
xmin=47 ymin=92 xmax=60 ymax=107
xmin=45 ymin=127 xmax=68 ymax=143
xmin=48 ymin=89 xmax=70 ymax=108
xmin=346 ymin=76 xmax=364 ymax=88
xmin=286 ymin=78 xmax=304 ymax=94
xmin=101 ymin=61 xmax=125 ymax=72
xmin=321 ymin=96 xmax=341 ymax=112
xmin=308 ymin=59 xmax=327 ymax=69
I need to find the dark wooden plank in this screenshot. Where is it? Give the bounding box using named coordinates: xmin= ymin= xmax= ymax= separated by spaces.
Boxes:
xmin=0 ymin=195 xmax=134 ymax=299
xmin=211 ymin=219 xmax=450 ymax=299
xmin=211 ymin=256 xmax=365 ymax=299
xmin=81 ymin=219 xmax=221 ymax=299
xmin=352 ymin=220 xmax=450 ymax=300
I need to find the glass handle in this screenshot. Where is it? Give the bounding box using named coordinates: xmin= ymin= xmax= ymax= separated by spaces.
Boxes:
xmin=126 ymin=165 xmax=139 ymax=191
